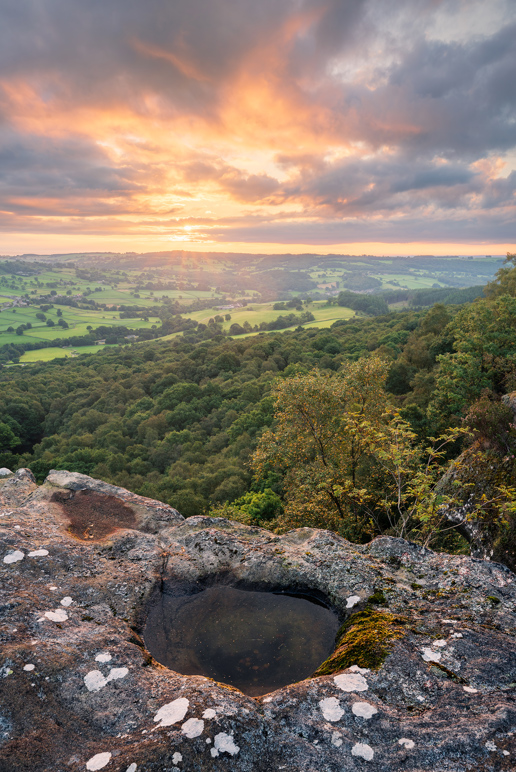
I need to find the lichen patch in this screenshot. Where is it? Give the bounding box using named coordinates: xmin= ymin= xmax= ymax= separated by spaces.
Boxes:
xmin=95 ymin=653 xmax=112 ymax=663
xmin=106 ymin=667 xmax=129 ymax=683
xmin=399 ymin=738 xmax=415 ymax=750
xmin=334 ymin=672 xmax=368 ymax=692
xmin=86 ymin=751 xmax=112 ymax=770
xmin=28 ymin=549 xmax=49 ymax=557
xmin=181 ymin=717 xmax=204 ymax=738
xmin=421 ymin=648 xmax=441 ymax=663
xmin=210 ymin=732 xmax=240 ymax=757
xmin=319 ymin=697 xmax=344 ymax=722
xmin=351 ymin=742 xmax=374 ymax=760
xmin=43 ymin=609 xmax=68 ymax=622
xmin=331 ymin=731 xmax=343 ymax=748
xmin=153 ymin=697 xmax=189 ymax=729
xmin=3 ymin=550 xmax=24 ymax=564
xmin=84 ymin=671 xmax=108 ymax=692
xmin=352 ymin=701 xmax=378 ymax=719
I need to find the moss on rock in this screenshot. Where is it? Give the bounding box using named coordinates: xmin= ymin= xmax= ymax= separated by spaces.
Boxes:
xmin=313 ymin=607 xmax=406 ymax=676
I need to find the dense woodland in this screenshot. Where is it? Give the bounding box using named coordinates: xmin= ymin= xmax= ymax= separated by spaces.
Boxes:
xmin=1 ymin=255 xmax=515 ymax=567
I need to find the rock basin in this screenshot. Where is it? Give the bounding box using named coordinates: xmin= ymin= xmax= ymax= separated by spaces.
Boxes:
xmin=1 ymin=469 xmax=515 ymax=771
xmin=143 ymin=584 xmax=339 ymax=696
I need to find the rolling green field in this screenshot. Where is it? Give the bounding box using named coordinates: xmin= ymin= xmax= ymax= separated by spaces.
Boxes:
xmin=0 ymin=302 xmax=161 ymax=345
xmin=191 ymin=300 xmax=354 ymax=329
xmin=159 ymin=300 xmax=356 ymax=342
xmin=19 ymin=344 xmax=117 ymax=363
xmin=374 ymin=273 xmax=447 ymax=290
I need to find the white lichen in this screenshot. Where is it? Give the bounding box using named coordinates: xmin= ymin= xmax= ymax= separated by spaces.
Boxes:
xmin=3 ymin=550 xmax=24 ymax=564
xmin=463 ymin=685 xmax=478 ymax=693
xmin=172 ymin=752 xmax=182 ymax=765
xmin=346 ymin=595 xmax=361 ymax=608
xmin=43 ymin=609 xmax=68 ymax=622
xmin=202 ymin=708 xmax=216 ymax=719
xmin=349 ymin=665 xmax=370 ymax=674
xmin=331 ymin=732 xmax=343 ymax=748
xmin=421 ymin=648 xmax=441 ymax=663
xmin=84 ymin=671 xmax=108 ymax=692
xmin=398 ymin=738 xmax=415 ymax=750
xmin=84 ymin=667 xmax=128 ymax=691
xmin=210 ymin=732 xmax=240 ymax=757
xmin=334 ymin=672 xmax=368 ymax=692
xmin=95 ymin=653 xmax=112 ymax=663
xmin=60 ymin=597 xmax=73 ymax=607
xmin=319 ymin=697 xmax=344 ymax=722
xmin=181 ymin=718 xmax=204 ymax=738
xmin=352 ymin=702 xmax=378 ymax=719
xmin=23 ymin=664 xmax=35 ymax=672
xmin=28 ymin=549 xmax=49 ymax=557
xmin=153 ymin=698 xmax=189 ymax=729
xmin=351 ymin=742 xmax=374 ymax=761
xmin=433 ymin=639 xmax=447 ymax=648
xmin=86 ymin=751 xmax=112 ymax=770
xmin=106 ymin=667 xmax=129 ymax=683
xmin=126 ymin=765 xmax=137 ymax=772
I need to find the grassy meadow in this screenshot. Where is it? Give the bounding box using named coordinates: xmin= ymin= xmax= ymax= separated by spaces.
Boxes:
xmin=0 ymin=302 xmax=161 ymax=347
xmin=160 ymin=300 xmax=356 ymax=342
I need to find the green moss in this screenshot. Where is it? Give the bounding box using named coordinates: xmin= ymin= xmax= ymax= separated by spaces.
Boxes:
xmin=367 ymin=589 xmax=387 ymax=605
xmin=487 ymin=595 xmax=501 ymax=606
xmin=313 ymin=608 xmax=406 ymax=676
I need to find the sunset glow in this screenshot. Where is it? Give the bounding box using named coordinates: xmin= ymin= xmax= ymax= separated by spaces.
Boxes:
xmin=0 ymin=0 xmax=514 ymax=256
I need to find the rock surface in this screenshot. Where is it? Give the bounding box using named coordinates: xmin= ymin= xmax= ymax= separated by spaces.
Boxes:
xmin=1 ymin=469 xmax=515 ymax=771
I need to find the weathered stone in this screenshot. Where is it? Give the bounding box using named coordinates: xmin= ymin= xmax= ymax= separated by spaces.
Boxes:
xmin=0 ymin=468 xmax=37 ymax=508
xmin=1 ymin=470 xmax=515 ymax=771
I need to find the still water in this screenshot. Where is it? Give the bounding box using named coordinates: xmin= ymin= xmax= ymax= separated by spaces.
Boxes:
xmin=144 ymin=586 xmax=339 ymax=697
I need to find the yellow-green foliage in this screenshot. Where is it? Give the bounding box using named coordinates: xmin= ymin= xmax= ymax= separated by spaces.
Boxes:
xmin=313 ymin=608 xmax=406 ymax=676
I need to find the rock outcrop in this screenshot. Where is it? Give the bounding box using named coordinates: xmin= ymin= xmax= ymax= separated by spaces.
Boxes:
xmin=1 ymin=469 xmax=515 ymax=771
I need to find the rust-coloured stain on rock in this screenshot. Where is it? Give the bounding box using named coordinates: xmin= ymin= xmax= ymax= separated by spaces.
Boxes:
xmin=51 ymin=489 xmax=138 ymax=540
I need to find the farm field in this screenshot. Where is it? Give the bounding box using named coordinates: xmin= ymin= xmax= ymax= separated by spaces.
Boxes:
xmin=190 ymin=300 xmax=354 ymax=329
xmin=19 ymin=344 xmax=116 ymax=363
xmin=0 ymin=302 xmax=161 ymax=345
xmin=159 ymin=300 xmax=356 ymax=342
xmin=374 ymin=273 xmax=447 ymax=290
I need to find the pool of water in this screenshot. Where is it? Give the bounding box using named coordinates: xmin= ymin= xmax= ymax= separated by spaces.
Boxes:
xmin=143 ymin=585 xmax=339 ymax=697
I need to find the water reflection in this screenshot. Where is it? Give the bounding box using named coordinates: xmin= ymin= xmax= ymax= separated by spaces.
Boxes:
xmin=144 ymin=586 xmax=338 ymax=696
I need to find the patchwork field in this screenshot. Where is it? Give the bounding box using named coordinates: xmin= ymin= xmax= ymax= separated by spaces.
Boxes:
xmin=19 ymin=344 xmax=116 ymax=363
xmin=0 ymin=303 xmax=161 ymax=346
xmin=160 ymin=300 xmax=356 ymax=342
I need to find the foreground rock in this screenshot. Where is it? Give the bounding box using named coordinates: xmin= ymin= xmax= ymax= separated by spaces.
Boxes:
xmin=1 ymin=470 xmax=515 ymax=772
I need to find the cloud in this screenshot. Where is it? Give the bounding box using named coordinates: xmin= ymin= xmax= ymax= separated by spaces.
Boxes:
xmin=0 ymin=0 xmax=513 ymax=248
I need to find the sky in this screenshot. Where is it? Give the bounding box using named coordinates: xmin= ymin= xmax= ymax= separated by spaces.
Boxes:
xmin=0 ymin=0 xmax=515 ymax=257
